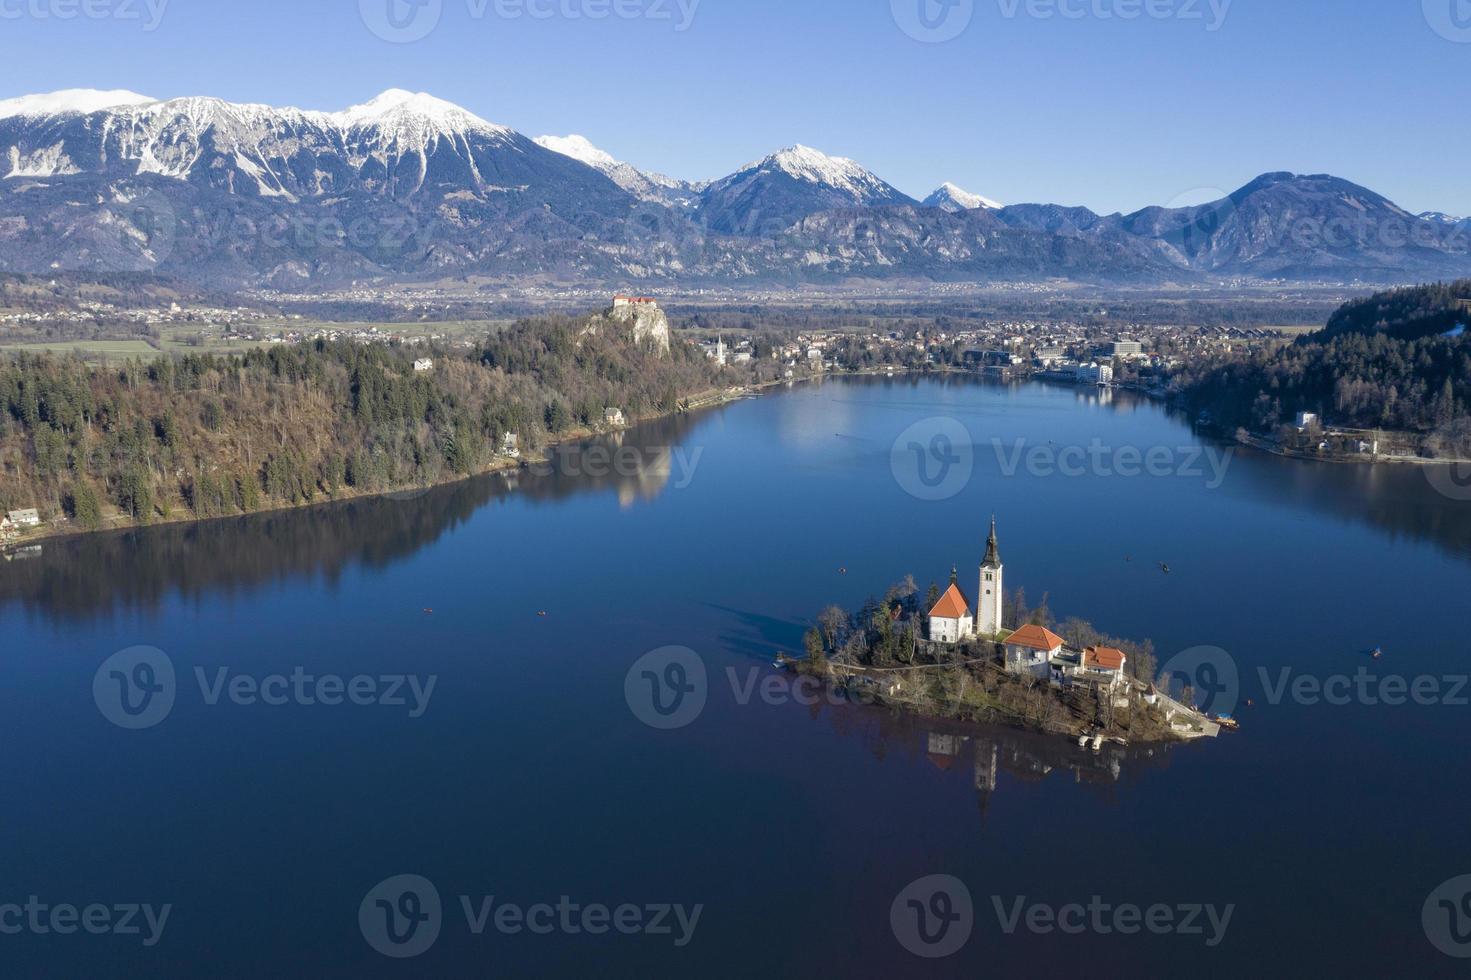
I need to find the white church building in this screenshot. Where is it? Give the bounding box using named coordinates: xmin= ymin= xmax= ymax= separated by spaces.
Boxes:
xmin=927 ymin=519 xmax=1005 ymax=644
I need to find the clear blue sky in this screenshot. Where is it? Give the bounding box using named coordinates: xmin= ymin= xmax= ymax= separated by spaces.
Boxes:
xmin=2 ymin=0 xmax=1467 ymax=215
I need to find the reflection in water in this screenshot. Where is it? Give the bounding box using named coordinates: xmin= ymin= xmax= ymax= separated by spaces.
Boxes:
xmin=875 ymin=374 xmax=1471 ymax=562
xmin=4 ymin=376 xmax=1469 ymax=628
xmin=802 ymin=691 xmax=1178 ymax=822
xmin=0 ymin=407 xmax=718 ymax=622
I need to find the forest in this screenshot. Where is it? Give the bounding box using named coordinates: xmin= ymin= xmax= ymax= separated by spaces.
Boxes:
xmin=0 ymin=311 xmax=728 ymax=531
xmin=1177 ymin=280 xmax=1471 ymax=452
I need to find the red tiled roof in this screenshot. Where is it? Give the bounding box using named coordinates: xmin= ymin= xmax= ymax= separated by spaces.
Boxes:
xmin=928 ymin=583 xmax=971 ymax=620
xmin=1007 ymin=624 xmax=1065 ymax=652
xmin=1085 ymin=646 xmax=1127 ymax=671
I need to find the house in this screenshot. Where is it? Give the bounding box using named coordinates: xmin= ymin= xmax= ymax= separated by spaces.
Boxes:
xmin=0 ymin=516 xmax=15 ymax=543
xmin=604 ymin=408 xmax=627 ymax=427
xmin=501 ymin=433 xmax=521 ymax=459
xmin=1295 ymin=412 xmax=1319 ymax=430
xmin=1004 ymin=624 xmax=1066 ymax=679
xmin=927 ymin=570 xmax=974 ymax=644
xmin=6 ymin=508 xmax=40 ymax=528
xmin=612 ymin=295 xmax=658 ymax=310
xmin=413 ymin=358 xmax=434 ymax=373
xmin=1081 ymin=646 xmax=1129 ymax=690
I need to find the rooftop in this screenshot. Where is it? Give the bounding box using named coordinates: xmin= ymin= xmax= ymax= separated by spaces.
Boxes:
xmin=1007 ymin=624 xmax=1066 ymax=651
xmin=929 ymin=582 xmax=971 ymax=620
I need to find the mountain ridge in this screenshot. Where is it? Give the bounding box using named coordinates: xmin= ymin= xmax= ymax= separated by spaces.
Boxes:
xmin=2 ymin=88 xmax=1469 ymax=289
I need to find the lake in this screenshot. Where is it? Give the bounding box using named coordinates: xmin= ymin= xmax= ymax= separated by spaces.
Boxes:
xmin=3 ymin=375 xmax=1469 ymax=977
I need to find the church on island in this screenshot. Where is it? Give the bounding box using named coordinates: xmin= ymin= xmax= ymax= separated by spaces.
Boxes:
xmin=928 ymin=518 xmax=1005 ymax=643
xmin=926 ymin=519 xmax=1130 ymax=692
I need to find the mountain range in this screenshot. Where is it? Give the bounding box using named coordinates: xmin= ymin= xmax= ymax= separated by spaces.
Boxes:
xmin=2 ymin=88 xmax=1468 ymax=290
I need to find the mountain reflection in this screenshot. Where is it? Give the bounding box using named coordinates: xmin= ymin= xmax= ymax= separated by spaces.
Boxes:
xmin=0 ymin=408 xmax=714 ymax=621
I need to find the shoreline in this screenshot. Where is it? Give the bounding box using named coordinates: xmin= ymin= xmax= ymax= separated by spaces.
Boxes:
xmin=8 ymin=366 xmax=1464 ymax=551
xmin=1 ymin=381 xmax=761 ymax=549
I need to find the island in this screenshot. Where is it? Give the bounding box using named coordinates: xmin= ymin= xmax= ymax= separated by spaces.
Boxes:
xmin=791 ymin=520 xmax=1223 ymax=745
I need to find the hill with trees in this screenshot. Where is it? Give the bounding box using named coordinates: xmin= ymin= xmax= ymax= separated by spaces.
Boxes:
xmin=0 ymin=310 xmax=728 ymax=533
xmin=1177 ymin=281 xmax=1471 ymax=456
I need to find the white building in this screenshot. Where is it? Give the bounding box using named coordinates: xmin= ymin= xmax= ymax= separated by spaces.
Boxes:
xmin=1081 ymin=646 xmax=1129 ymax=691
xmin=929 ymin=521 xmax=1006 ymax=645
xmin=604 ymin=408 xmax=627 ymax=427
xmin=1295 ymin=412 xmax=1320 ymax=430
xmin=1072 ymin=362 xmax=1114 ymax=385
xmin=6 ymin=508 xmax=40 ymax=528
xmin=0 ymin=516 xmax=15 ymax=542
xmin=927 ymin=570 xmax=974 ymax=644
xmin=1004 ymin=624 xmax=1066 ymax=680
xmin=413 ymin=358 xmax=434 ymax=373
xmin=501 ymin=433 xmax=521 ymax=459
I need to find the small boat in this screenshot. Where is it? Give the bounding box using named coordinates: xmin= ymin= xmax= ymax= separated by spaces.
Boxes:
xmin=423 ymin=608 xmax=434 ymax=615
xmin=1159 ymin=563 xmax=1172 ymax=574
xmin=1370 ymin=647 xmax=1384 ymax=660
xmin=1215 ymin=715 xmax=1241 ymax=731
xmin=1090 ymin=735 xmax=1104 ymax=751
xmin=1078 ymin=734 xmax=1090 ymax=748
xmin=537 ymin=611 xmax=549 ymax=618
xmin=839 ymin=567 xmax=848 ymax=575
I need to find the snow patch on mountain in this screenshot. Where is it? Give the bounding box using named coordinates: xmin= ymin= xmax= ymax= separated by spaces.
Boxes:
xmin=7 ymin=143 xmax=82 ymax=179
xmin=333 ymin=89 xmax=510 ymax=138
xmin=746 ymin=145 xmax=887 ymax=197
xmin=0 ymin=89 xmax=156 ymax=118
xmin=924 ymin=181 xmax=1002 ymax=212
xmin=534 ymin=132 xmax=703 ymax=206
xmin=534 ymin=134 xmax=620 ymax=170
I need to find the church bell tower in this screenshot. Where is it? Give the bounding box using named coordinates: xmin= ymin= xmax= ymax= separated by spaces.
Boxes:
xmin=978 ymin=517 xmax=1004 ymax=636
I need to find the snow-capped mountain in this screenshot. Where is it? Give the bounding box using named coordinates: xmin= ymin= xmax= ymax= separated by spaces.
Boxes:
xmin=533 ymin=133 xmax=703 ymax=208
xmin=697 ymin=144 xmax=916 ymax=235
xmin=0 ymin=88 xmax=640 ymax=284
xmin=923 ymin=182 xmax=1002 ymax=212
xmin=0 ymin=88 xmax=614 ymax=201
xmin=0 ymin=89 xmax=157 ymax=118
xmin=2 ymin=89 xmax=1470 ymax=287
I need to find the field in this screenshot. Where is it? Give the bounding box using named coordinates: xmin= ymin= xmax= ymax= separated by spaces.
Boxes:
xmin=0 ymin=340 xmax=161 ymax=358
xmin=0 ymin=319 xmax=511 ymax=362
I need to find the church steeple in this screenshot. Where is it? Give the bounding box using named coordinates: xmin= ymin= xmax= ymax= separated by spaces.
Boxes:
xmin=977 ymin=517 xmax=1004 ymax=636
xmin=983 ymin=516 xmax=1001 ymax=568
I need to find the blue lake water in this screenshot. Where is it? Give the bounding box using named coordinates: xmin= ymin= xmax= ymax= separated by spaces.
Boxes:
xmin=3 ymin=376 xmax=1470 ymax=977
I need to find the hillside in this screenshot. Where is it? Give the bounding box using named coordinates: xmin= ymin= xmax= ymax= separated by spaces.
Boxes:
xmin=1177 ymin=281 xmax=1471 ymax=451
xmin=0 ymin=308 xmax=726 ymax=532
xmin=1315 ymin=279 xmax=1471 ymax=341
